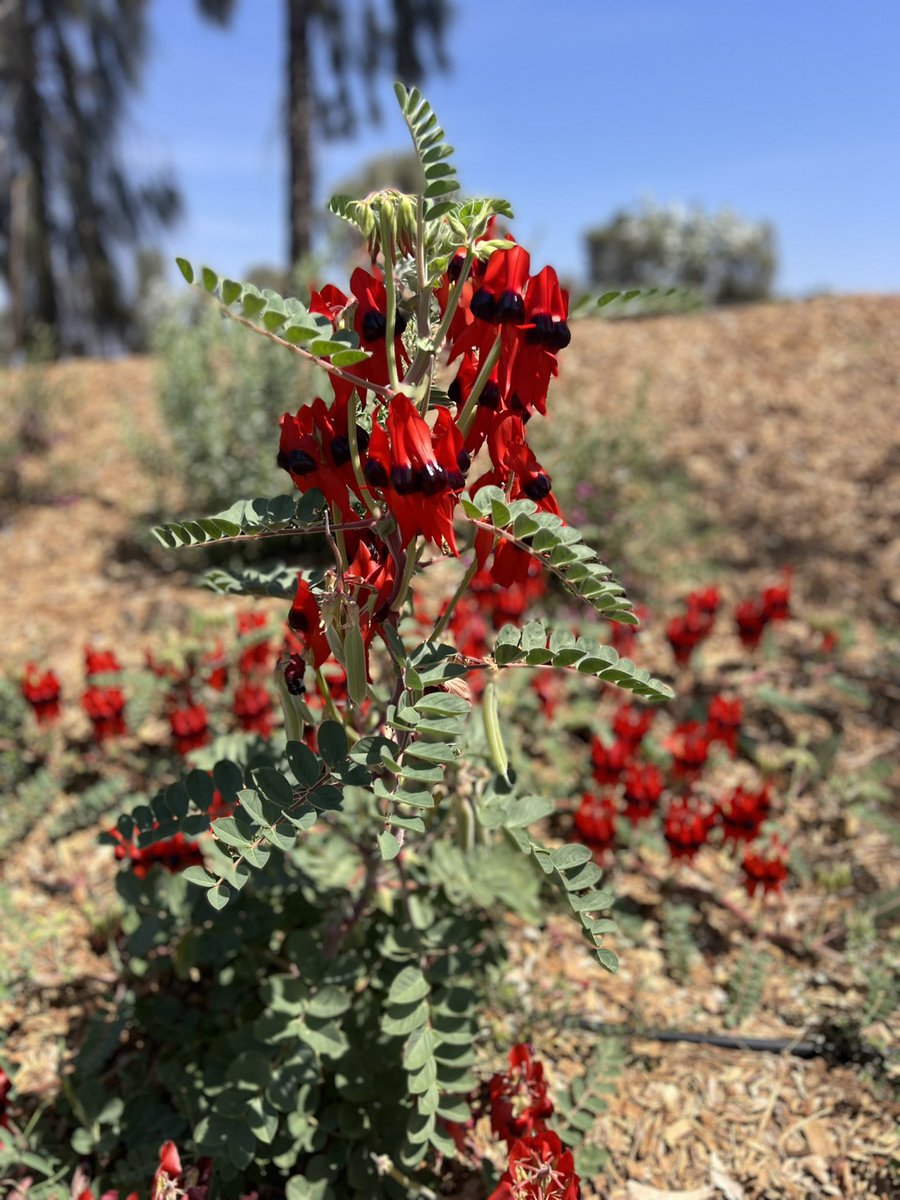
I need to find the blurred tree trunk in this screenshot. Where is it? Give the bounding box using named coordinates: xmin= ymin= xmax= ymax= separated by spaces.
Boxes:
xmin=287 ymin=0 xmax=313 ymax=268
xmin=198 ymin=0 xmax=451 ymax=277
xmin=5 ymin=1 xmax=58 ymax=351
xmin=0 ymin=0 xmax=179 ymax=356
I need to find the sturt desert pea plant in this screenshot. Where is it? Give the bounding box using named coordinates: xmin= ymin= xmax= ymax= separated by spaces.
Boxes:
xmin=10 ymin=87 xmax=676 ymax=1200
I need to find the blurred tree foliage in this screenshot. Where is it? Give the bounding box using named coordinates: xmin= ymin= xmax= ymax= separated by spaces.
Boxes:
xmin=0 ymin=0 xmax=180 ymax=356
xmin=586 ymin=200 xmax=777 ymax=305
xmin=197 ymin=0 xmax=452 ymax=269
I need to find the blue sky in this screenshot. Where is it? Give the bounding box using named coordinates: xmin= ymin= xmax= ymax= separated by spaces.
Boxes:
xmin=132 ymin=0 xmax=900 ymax=294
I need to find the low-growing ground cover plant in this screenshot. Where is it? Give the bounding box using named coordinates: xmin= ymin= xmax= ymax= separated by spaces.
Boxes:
xmin=3 ymin=87 xmax=896 ymax=1200
xmin=0 ymin=86 xmax=683 ymax=1200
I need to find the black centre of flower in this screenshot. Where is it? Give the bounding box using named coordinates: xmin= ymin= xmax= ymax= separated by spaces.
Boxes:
xmin=284 ymin=657 xmax=306 ymax=696
xmin=523 ymin=471 xmax=552 ymax=501
xmin=496 ymin=290 xmax=525 ymax=323
xmin=288 ymin=610 xmax=309 ymax=633
xmin=525 ymin=312 xmax=571 ymax=351
xmin=364 ymin=458 xmax=389 ymax=488
xmin=362 ymin=309 xmax=387 ymax=341
xmin=445 ymin=469 xmax=466 ymax=490
xmin=526 ymin=312 xmax=555 ymax=344
xmin=331 ymin=429 xmax=371 ymax=467
xmin=478 ymin=380 xmax=501 ymax=409
xmin=448 ymin=254 xmax=465 ymax=282
xmin=391 ymin=464 xmax=418 ymax=494
xmin=395 ymin=309 xmax=410 ymax=337
xmin=418 ymin=463 xmax=447 ymax=496
xmin=470 ymin=288 xmax=498 ymax=322
xmin=286 ymin=449 xmax=317 ymax=476
xmin=457 ymin=448 xmax=471 ymax=474
xmin=448 ymin=376 xmax=462 ymax=405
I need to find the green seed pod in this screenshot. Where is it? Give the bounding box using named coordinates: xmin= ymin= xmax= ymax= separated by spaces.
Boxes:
xmin=482 ymin=680 xmax=509 ymax=782
xmin=343 ymin=600 xmax=369 ymax=708
xmin=394 ymin=192 xmax=418 ymax=259
xmin=453 ymin=795 xmax=476 ymax=852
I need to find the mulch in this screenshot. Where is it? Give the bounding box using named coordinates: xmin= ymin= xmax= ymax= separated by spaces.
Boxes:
xmin=1 ymin=295 xmax=898 ymax=1199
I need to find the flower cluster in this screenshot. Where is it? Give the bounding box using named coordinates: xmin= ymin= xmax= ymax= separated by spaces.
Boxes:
xmin=666 ymin=586 xmax=721 ymax=665
xmin=485 ymin=1045 xmax=581 ymax=1200
xmin=20 ymin=662 xmax=62 ymax=725
xmin=0 ymin=1066 xmax=11 ymax=1148
xmin=665 ymin=572 xmax=793 ymax=662
xmin=18 ymin=614 xmax=300 ymax=751
xmin=572 ymin=686 xmax=786 ymax=895
xmin=733 ymin=570 xmax=792 ymax=649
xmin=742 ymin=834 xmax=789 ymax=896
xmin=273 ymin=237 xmax=572 ymax=681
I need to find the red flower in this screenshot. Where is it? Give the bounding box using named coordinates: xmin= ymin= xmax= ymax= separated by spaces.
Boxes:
xmin=21 ymin=662 xmax=61 ymax=724
xmin=82 ymin=685 xmax=127 ymax=742
xmin=346 ymin=265 xmax=408 ymax=392
xmin=84 ymin=647 xmax=121 ymax=677
xmin=278 ymin=395 xmax=366 ymax=521
xmin=506 ymin=264 xmax=571 ymax=416
xmin=489 ymin=1130 xmax=581 ymax=1200
xmin=666 ymin=721 xmax=710 ymax=778
xmin=761 ymin=577 xmax=791 ymax=622
xmin=202 ymin=639 xmax=229 ymax=690
xmin=666 ymin=609 xmax=712 ymax=665
xmin=622 ymin=763 xmax=665 ymax=823
xmin=573 ymin=792 xmax=617 ymax=851
xmin=236 ymin=611 xmax=272 ymax=674
xmin=664 ymin=797 xmax=714 ymax=861
xmin=309 ymin=282 xmax=349 ymax=327
xmin=707 ymin=694 xmax=742 ymax=754
xmin=531 ymin=671 xmax=561 ymax=719
xmin=112 ymin=829 xmax=204 ymax=879
xmin=612 ymin=702 xmax=653 ymax=748
xmin=686 ymin=585 xmax=721 ymax=617
xmin=590 ymin=736 xmax=630 ymax=785
xmin=1 ymin=1066 xmax=12 ymax=1139
xmin=380 ymin=394 xmax=465 ymax=551
xmin=742 ymin=835 xmax=789 ymax=896
xmin=288 ymin=576 xmax=331 ymax=668
xmin=233 ymin=681 xmax=274 ymax=738
xmin=488 ymin=1044 xmax=554 ymax=1146
xmin=451 ymin=244 xmax=532 ymax=365
xmin=152 ymin=1140 xmax=212 ymax=1200
xmin=168 ymin=701 xmax=210 ymax=755
xmin=608 ymin=616 xmax=640 ymax=658
xmin=734 ymin=598 xmax=767 ymax=649
xmin=717 ymin=783 xmax=771 ymax=845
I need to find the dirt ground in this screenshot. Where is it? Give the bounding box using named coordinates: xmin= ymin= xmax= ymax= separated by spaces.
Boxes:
xmin=1 ymin=295 xmax=898 ymax=1199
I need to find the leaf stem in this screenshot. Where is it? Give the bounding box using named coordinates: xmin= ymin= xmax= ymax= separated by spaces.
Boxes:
xmin=379 ymin=208 xmax=401 ymax=392
xmin=431 ymin=555 xmax=478 ymax=640
xmin=457 ymin=333 xmax=502 ymax=438
xmin=216 ymin=303 xmax=392 ymax=397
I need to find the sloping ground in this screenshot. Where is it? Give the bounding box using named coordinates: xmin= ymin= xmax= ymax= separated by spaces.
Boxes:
xmin=1 ymin=296 xmax=898 ymax=1199
xmin=558 ymin=294 xmax=900 ymax=619
xmin=2 ymin=295 xmax=898 ymax=673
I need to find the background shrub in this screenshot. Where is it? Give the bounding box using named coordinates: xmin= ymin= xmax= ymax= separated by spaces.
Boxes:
xmin=585 ymin=200 xmax=777 ymax=305
xmin=143 ymin=303 xmax=315 ymax=512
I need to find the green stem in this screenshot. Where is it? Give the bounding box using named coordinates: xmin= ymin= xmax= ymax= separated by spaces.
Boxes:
xmin=431 ymin=246 xmax=474 ymax=361
xmin=404 ymin=245 xmax=474 ymax=391
xmin=347 ymin=391 xmax=380 ymax=516
xmin=379 ymin=208 xmax=400 ymax=392
xmin=431 ymin=555 xmax=478 ymax=640
xmin=389 ymin=536 xmax=420 ymax=614
xmin=457 ymin=332 xmax=502 ymax=438
xmin=314 ymin=667 xmax=357 ymax=740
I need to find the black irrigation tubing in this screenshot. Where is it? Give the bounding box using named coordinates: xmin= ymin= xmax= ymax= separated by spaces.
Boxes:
xmin=573 ymin=1019 xmax=889 ymax=1067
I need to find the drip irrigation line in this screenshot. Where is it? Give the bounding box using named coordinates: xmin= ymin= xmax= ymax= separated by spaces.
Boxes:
xmin=573 ymin=1018 xmax=889 ymax=1067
